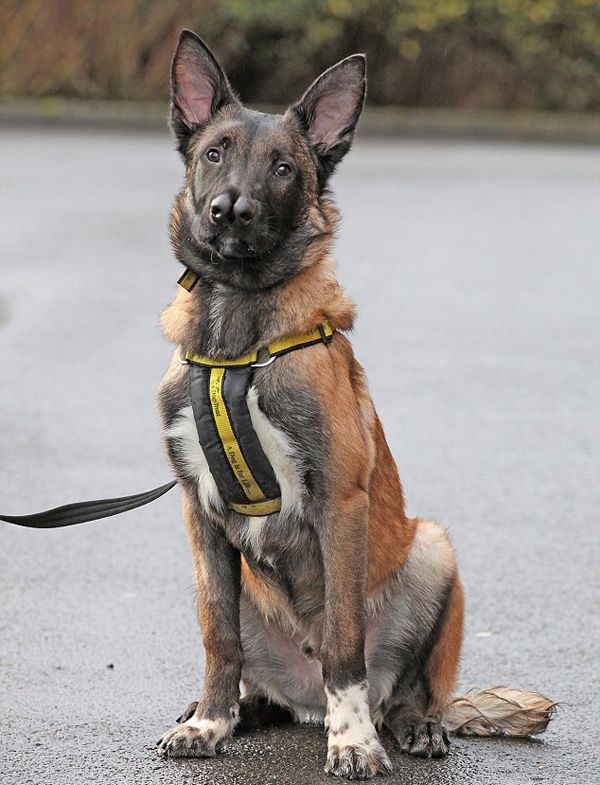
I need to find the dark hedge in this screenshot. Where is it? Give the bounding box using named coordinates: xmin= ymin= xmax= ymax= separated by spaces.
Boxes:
xmin=2 ymin=0 xmax=599 ymax=111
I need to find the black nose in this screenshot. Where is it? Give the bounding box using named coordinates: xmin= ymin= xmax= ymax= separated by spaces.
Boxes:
xmin=210 ymin=193 xmax=232 ymax=224
xmin=210 ymin=193 xmax=257 ymax=226
xmin=232 ymin=196 xmax=255 ymax=225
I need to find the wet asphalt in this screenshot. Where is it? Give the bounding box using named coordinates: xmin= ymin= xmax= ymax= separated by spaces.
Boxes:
xmin=1 ymin=127 xmax=599 ymax=785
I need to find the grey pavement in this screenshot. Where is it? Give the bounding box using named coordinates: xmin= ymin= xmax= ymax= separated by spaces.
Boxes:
xmin=1 ymin=127 xmax=599 ymax=785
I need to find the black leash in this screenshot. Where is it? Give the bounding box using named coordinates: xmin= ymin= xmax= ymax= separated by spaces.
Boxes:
xmin=0 ymin=480 xmax=177 ymax=529
xmin=1 ymin=315 xmax=334 ymax=530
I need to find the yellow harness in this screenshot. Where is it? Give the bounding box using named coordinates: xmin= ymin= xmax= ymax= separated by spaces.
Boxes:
xmin=179 ymin=268 xmax=335 ymax=516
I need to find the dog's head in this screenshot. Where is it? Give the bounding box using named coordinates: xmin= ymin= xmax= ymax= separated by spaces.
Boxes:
xmin=169 ymin=30 xmax=365 ymax=290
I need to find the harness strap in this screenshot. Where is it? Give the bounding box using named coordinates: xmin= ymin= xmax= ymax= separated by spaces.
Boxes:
xmin=183 ymin=320 xmax=334 ymax=368
xmin=0 ymin=480 xmax=176 ymax=529
xmin=190 ymin=364 xmax=281 ymax=516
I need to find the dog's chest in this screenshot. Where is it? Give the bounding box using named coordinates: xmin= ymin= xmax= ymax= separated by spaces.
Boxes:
xmin=165 ymin=385 xmax=305 ymax=553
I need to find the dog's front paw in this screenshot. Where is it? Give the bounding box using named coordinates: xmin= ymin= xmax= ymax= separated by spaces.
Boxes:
xmin=324 ymin=682 xmax=392 ymax=779
xmin=157 ymin=716 xmax=232 ymax=758
xmin=324 ymin=738 xmax=392 ymax=780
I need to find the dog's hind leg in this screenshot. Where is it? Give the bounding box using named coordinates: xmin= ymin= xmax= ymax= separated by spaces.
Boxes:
xmin=384 ymin=576 xmax=463 ymax=757
xmin=371 ymin=520 xmax=464 ymax=759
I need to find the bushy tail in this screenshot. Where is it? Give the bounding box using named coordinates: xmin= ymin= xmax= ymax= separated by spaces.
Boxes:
xmin=445 ymin=686 xmax=557 ymax=737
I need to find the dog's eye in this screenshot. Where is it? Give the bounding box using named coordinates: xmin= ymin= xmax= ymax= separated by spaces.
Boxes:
xmin=206 ymin=148 xmax=221 ymax=163
xmin=275 ymin=163 xmax=291 ymax=177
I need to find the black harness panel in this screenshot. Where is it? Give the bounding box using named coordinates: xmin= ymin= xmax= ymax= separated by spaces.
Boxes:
xmin=189 ymin=364 xmax=282 ymax=516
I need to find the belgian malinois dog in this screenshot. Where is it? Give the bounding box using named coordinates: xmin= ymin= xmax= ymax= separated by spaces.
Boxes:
xmin=157 ymin=30 xmax=554 ymax=780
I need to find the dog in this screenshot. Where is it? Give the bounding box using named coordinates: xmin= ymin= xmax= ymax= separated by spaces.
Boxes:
xmin=156 ymin=30 xmax=555 ymax=780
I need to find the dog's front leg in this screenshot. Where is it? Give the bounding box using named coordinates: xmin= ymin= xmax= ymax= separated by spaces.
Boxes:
xmin=158 ymin=489 xmax=242 ymax=758
xmin=320 ymin=493 xmax=392 ymax=779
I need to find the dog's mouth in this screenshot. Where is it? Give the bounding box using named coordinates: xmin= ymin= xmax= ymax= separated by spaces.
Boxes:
xmin=197 ymin=226 xmax=282 ymax=266
xmin=209 ymin=235 xmax=257 ymax=262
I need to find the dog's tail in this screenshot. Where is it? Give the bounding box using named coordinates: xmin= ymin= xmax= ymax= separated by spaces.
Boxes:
xmin=445 ymin=686 xmax=557 ymax=737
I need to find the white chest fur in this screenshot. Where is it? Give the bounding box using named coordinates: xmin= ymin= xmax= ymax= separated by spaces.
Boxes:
xmin=164 ymin=386 xmax=304 ymax=531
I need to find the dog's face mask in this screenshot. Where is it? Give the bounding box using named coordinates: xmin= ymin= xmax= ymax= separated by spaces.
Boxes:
xmin=169 ymin=30 xmax=365 ymax=290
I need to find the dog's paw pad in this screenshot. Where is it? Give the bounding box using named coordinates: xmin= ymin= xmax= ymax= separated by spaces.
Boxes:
xmin=325 ymin=739 xmax=392 ymax=780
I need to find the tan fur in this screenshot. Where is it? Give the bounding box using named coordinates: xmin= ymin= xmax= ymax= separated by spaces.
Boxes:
xmin=366 ymin=420 xmax=416 ymax=591
xmin=275 ymin=251 xmax=357 ymax=335
xmin=290 ymin=334 xmax=416 ymax=595
xmin=273 ymin=200 xmax=356 ymax=335
xmin=240 ymin=556 xmax=297 ymax=630
xmin=181 ymin=492 xmax=202 ymax=578
xmin=181 ymin=492 xmax=211 ymax=636
xmin=426 ymin=576 xmax=464 ymax=714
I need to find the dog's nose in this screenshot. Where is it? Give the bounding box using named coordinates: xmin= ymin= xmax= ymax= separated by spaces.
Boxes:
xmin=210 ymin=193 xmax=232 ymax=224
xmin=210 ymin=193 xmax=257 ymax=226
xmin=232 ymin=196 xmax=255 ymax=225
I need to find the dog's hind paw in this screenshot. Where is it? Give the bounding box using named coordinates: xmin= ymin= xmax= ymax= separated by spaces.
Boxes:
xmin=324 ymin=740 xmax=392 ymax=780
xmin=396 ymin=720 xmax=449 ymax=759
xmin=157 ymin=716 xmax=232 ymax=758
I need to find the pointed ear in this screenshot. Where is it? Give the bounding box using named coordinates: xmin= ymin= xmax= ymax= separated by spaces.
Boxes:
xmin=289 ymin=54 xmax=366 ymax=182
xmin=170 ymin=30 xmax=238 ymax=156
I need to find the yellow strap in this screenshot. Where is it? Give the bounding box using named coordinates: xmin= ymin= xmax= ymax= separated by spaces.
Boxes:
xmin=228 ymin=498 xmax=282 ymax=516
xmin=267 ymin=320 xmax=333 ymax=356
xmin=209 ymin=368 xmax=266 ymax=502
xmin=185 ymin=320 xmax=334 ymax=368
xmin=186 ymin=351 xmax=259 ymax=367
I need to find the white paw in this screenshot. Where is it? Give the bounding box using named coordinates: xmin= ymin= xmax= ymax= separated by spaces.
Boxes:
xmin=325 ymin=737 xmax=392 ymax=779
xmin=157 ymin=715 xmax=234 ymax=758
xmin=324 ymin=682 xmax=392 ymax=779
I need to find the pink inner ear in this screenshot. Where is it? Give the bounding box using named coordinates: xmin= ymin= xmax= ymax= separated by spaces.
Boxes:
xmin=176 ymin=64 xmax=215 ymax=127
xmin=309 ymin=90 xmax=355 ymax=148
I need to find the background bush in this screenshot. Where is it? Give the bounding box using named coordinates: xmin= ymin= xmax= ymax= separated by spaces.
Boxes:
xmin=2 ymin=0 xmax=599 ymax=111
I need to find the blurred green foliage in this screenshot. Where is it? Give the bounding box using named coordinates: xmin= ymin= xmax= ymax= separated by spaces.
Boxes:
xmin=1 ymin=0 xmax=599 ymax=110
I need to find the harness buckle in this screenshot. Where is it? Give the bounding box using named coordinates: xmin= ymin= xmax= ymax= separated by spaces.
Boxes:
xmin=318 ymin=324 xmax=333 ymax=345
xmin=178 ymin=354 xmax=190 ymax=365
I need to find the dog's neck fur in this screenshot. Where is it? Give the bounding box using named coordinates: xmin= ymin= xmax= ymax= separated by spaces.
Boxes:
xmin=161 ymin=200 xmax=356 ymax=358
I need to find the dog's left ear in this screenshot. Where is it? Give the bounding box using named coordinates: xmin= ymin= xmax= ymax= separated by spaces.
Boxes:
xmin=289 ymin=54 xmax=366 ymax=183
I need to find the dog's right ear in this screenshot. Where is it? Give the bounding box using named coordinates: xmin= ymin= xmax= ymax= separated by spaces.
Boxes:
xmin=170 ymin=30 xmax=238 ymax=157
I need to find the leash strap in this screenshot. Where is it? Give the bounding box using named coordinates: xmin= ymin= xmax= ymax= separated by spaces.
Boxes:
xmin=0 ymin=480 xmax=176 ymax=529
xmin=190 ymin=365 xmax=281 ymax=516
xmin=1 ymin=308 xmax=334 ymax=526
